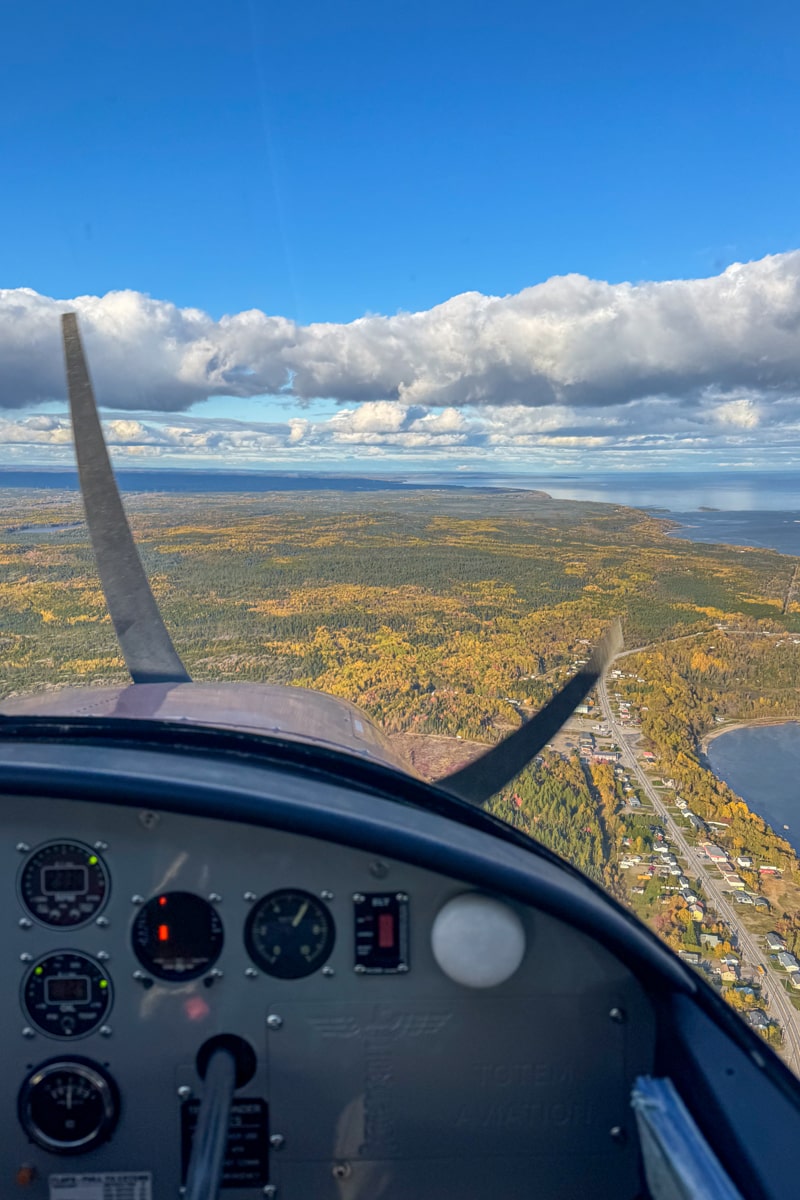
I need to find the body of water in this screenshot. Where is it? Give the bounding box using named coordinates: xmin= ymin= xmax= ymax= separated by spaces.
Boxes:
xmin=666 ymin=511 xmax=800 ymax=557
xmin=706 ymin=723 xmax=800 ymax=854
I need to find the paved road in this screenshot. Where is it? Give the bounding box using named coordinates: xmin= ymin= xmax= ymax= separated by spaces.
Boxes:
xmin=597 ymin=673 xmax=800 ymax=1073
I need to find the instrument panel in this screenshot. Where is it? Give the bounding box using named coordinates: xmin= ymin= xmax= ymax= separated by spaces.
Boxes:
xmin=1 ymin=792 xmax=656 ymax=1199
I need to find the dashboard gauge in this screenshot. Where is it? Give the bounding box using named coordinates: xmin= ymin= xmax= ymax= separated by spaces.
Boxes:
xmin=245 ymin=889 xmax=334 ymax=979
xmin=19 ymin=841 xmax=109 ymax=928
xmin=132 ymin=891 xmax=224 ymax=982
xmin=19 ymin=1058 xmax=119 ymax=1153
xmin=22 ymin=951 xmax=112 ymax=1039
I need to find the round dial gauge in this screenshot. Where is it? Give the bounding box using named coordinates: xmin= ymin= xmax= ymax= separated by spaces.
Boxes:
xmin=19 ymin=841 xmax=109 ymax=928
xmin=245 ymin=889 xmax=335 ymax=979
xmin=132 ymin=891 xmax=224 ymax=981
xmin=22 ymin=951 xmax=113 ymax=1039
xmin=19 ymin=1058 xmax=119 ymax=1153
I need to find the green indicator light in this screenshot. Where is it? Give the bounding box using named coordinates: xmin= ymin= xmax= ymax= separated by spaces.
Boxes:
xmin=88 ymin=856 xmax=98 ymax=866
xmin=34 ymin=967 xmax=43 ymax=975
xmin=99 ymin=979 xmax=108 ymax=989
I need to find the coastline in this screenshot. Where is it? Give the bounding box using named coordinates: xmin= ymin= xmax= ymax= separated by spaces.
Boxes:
xmin=698 ymin=717 xmax=800 ymax=757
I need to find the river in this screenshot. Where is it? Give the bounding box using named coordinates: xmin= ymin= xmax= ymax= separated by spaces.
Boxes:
xmin=705 ymin=723 xmax=800 ymax=854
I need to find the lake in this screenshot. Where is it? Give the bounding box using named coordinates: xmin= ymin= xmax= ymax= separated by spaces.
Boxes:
xmin=706 ymin=723 xmax=800 ymax=854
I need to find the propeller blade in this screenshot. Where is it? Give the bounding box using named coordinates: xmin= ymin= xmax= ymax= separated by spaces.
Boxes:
xmin=438 ymin=620 xmax=623 ymax=805
xmin=62 ymin=312 xmax=191 ymax=685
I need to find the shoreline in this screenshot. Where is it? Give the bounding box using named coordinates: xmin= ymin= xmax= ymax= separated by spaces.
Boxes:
xmin=698 ymin=717 xmax=800 ymax=757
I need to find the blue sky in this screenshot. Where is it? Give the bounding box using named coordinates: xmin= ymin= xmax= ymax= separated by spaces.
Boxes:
xmin=2 ymin=1 xmax=800 ymax=471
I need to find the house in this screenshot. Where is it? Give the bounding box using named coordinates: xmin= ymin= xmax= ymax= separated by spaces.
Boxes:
xmin=631 ymin=886 xmax=645 ymax=895
xmin=747 ymin=1010 xmax=770 ymax=1030
xmin=753 ymin=897 xmax=770 ymax=911
xmin=629 ymin=796 xmax=641 ymax=808
xmin=775 ymin=951 xmax=799 ymax=972
xmin=721 ymin=873 xmax=746 ymax=890
xmin=642 ymin=751 xmax=656 ymax=762
xmin=675 ymin=798 xmax=689 ymax=810
xmin=700 ymin=933 xmax=721 ymax=949
xmin=699 ymin=843 xmax=729 ymax=864
xmin=688 ymin=904 xmax=705 ymax=920
xmin=765 ymin=933 xmax=786 ymax=952
xmin=717 ymin=964 xmax=739 ymax=983
xmin=592 ymin=750 xmax=620 ymax=764
xmin=736 ymin=855 xmax=753 ymax=868
xmin=790 ymin=973 xmax=800 ymax=992
xmin=759 ymin=865 xmax=781 ymax=877
xmin=678 ymin=951 xmax=701 ymax=965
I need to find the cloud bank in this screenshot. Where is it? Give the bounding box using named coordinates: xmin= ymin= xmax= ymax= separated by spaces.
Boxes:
xmin=2 ymin=252 xmax=800 ymax=463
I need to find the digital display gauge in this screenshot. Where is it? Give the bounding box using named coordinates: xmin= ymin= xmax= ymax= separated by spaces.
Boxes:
xmin=18 ymin=1058 xmax=119 ymax=1153
xmin=19 ymin=841 xmax=109 ymax=928
xmin=22 ymin=952 xmax=112 ymax=1039
xmin=132 ymin=892 xmax=224 ymax=981
xmin=245 ymin=889 xmax=335 ymax=979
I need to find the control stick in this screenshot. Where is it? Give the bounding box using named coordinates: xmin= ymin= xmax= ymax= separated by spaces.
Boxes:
xmin=184 ymin=1046 xmax=237 ymax=1200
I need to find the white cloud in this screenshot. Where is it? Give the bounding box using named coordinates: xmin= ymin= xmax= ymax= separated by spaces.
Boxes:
xmin=2 ymin=252 xmax=800 ymax=425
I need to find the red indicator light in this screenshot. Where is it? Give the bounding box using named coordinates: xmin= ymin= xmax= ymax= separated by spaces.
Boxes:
xmin=158 ymin=924 xmax=170 ymax=942
xmin=159 ymin=896 xmax=167 ymax=907
xmin=378 ymin=913 xmax=394 ymax=949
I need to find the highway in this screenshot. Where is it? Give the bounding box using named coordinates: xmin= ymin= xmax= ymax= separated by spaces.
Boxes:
xmin=596 ymin=673 xmax=800 ymax=1074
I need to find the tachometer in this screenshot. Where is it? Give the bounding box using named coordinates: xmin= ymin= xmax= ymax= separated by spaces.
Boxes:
xmin=132 ymin=892 xmax=224 ymax=981
xmin=245 ymin=889 xmax=334 ymax=979
xmin=18 ymin=1058 xmax=119 ymax=1153
xmin=19 ymin=841 xmax=109 ymax=928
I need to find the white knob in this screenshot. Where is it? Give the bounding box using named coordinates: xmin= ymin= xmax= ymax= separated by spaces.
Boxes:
xmin=431 ymin=894 xmax=525 ymax=988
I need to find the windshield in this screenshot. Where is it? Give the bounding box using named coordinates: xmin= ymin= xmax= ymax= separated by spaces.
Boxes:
xmin=3 ymin=1 xmax=800 ymax=1069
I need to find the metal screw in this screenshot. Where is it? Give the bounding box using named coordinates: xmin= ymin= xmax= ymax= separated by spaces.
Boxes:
xmin=397 ymin=963 xmax=409 ymax=973
xmin=97 ymin=951 xmax=110 ymax=961
xmin=131 ymin=895 xmax=144 ymax=905
xmin=369 ymin=861 xmax=389 ymax=879
xmin=19 ymin=952 xmax=32 ymax=963
xmin=332 ymin=1163 xmax=352 ymax=1180
xmin=609 ymin=1007 xmax=626 ymax=1023
xmin=266 ymin=1014 xmax=283 ymax=1030
xmin=245 ymin=967 xmax=259 ymax=979
xmin=354 ymin=964 xmax=366 ymax=974
xmin=96 ymin=916 xmax=109 ymax=928
xmin=138 ymin=810 xmax=160 ymax=830
xmin=16 ymin=842 xmax=30 ymax=853
xmin=177 ymin=1085 xmax=193 ymax=1099
xmin=352 ymin=893 xmax=365 ymax=903
xmin=320 ymin=889 xmax=334 ymax=901
xmin=208 ymin=968 xmax=223 ymax=979
xmin=99 ymin=1025 xmax=112 ymax=1038
xmin=94 ymin=841 xmax=109 ymax=851
xmin=395 ymin=892 xmax=409 ymax=903
xmin=209 ymin=893 xmax=222 ymax=904
xmin=18 ymin=917 xmax=32 ymax=930
xmin=609 ymin=1125 xmax=627 ymax=1143
xmin=243 ymin=891 xmax=257 ymax=902
xmin=22 ymin=1027 xmax=35 ymax=1039
xmin=263 ymin=1186 xmax=277 ymax=1197
xmin=269 ymin=1133 xmax=285 ymax=1150
xmin=321 ymin=965 xmax=335 ymax=977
